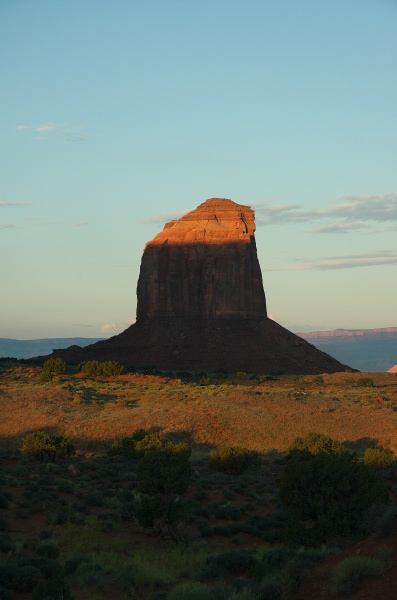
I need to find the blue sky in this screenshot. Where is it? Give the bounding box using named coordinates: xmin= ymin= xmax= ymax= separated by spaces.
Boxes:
xmin=1 ymin=0 xmax=397 ymax=339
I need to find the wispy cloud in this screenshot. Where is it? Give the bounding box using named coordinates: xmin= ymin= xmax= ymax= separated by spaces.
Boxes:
xmin=16 ymin=122 xmax=89 ymax=142
xmin=0 ymin=201 xmax=29 ymax=207
xmin=71 ymin=221 xmax=89 ymax=228
xmin=22 ymin=217 xmax=62 ymax=227
xmin=144 ymin=210 xmax=190 ymax=224
xmin=265 ymin=250 xmax=397 ymax=271
xmin=256 ymin=192 xmax=397 ymax=233
xmin=330 ymin=193 xmax=397 ymax=221
xmin=0 ymin=224 xmax=17 ymax=229
xmin=311 ymin=222 xmax=372 ymax=234
xmin=64 ymin=134 xmax=89 ymax=142
xmin=35 ymin=122 xmax=60 ymax=132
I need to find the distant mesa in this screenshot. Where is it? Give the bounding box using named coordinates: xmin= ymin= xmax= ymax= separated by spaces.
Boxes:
xmin=47 ymin=198 xmax=351 ymax=374
xmin=300 ymin=327 xmax=397 ymax=372
xmin=0 ymin=338 xmax=104 ymax=361
xmin=388 ymin=365 xmax=397 ymax=373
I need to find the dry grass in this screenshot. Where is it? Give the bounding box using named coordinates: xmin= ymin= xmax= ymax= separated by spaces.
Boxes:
xmin=1 ymin=365 xmax=397 ymax=457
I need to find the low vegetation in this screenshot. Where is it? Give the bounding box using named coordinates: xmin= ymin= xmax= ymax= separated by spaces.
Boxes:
xmin=331 ymin=555 xmax=384 ymax=595
xmin=209 ymin=445 xmax=260 ymax=475
xmin=78 ymin=360 xmax=125 ymax=376
xmin=0 ymin=363 xmax=396 ymax=599
xmin=281 ymin=436 xmax=389 ymax=544
xmin=363 ymin=446 xmax=395 ymax=470
xmin=22 ymin=431 xmax=75 ymax=462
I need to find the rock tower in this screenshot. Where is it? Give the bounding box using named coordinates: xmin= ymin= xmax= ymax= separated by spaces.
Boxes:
xmin=48 ymin=198 xmax=351 ymax=374
xmin=137 ymin=198 xmax=266 ymax=322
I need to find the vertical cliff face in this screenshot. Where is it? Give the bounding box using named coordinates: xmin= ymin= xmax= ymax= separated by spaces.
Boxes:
xmin=47 ymin=197 xmax=352 ymax=374
xmin=136 ymin=198 xmax=267 ymax=322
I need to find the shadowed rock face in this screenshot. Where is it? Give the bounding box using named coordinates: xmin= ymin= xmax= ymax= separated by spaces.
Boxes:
xmin=137 ymin=198 xmax=267 ymax=321
xmin=47 ymin=198 xmax=352 ymax=374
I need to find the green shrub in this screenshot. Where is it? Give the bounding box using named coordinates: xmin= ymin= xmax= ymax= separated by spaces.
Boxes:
xmin=134 ymin=433 xmax=163 ymax=455
xmin=363 ymin=447 xmax=394 ymax=470
xmin=75 ymin=560 xmax=106 ymax=586
xmin=331 ymin=556 xmax=383 ymax=595
xmin=116 ymin=562 xmax=138 ymax=596
xmin=375 ymin=544 xmax=393 ymax=565
xmin=168 ymin=581 xmax=216 ymax=600
xmin=101 ymin=360 xmax=125 ymax=376
xmin=109 ymin=430 xmax=179 ymax=462
xmin=32 ymin=572 xmax=74 ymax=600
xmin=214 ymin=502 xmax=242 ymax=521
xmin=132 ymin=437 xmax=194 ymax=535
xmin=0 ymin=563 xmax=39 ymax=593
xmin=43 ymin=357 xmax=66 ymax=374
xmin=0 ymin=586 xmax=12 ymax=600
xmin=137 ymin=493 xmax=191 ymax=529
xmin=17 ymin=556 xmax=60 ymax=579
xmin=286 ymin=432 xmax=346 ymax=456
xmin=356 ymin=377 xmax=374 ymax=387
xmin=227 ymin=591 xmax=260 ymax=600
xmin=209 ymin=446 xmax=260 ymax=475
xmin=235 ymin=372 xmax=247 ymax=381
xmin=14 ymin=565 xmax=40 ymax=593
xmin=56 ymin=478 xmax=75 ymax=493
xmin=64 ymin=556 xmax=90 ymax=576
xmin=0 ymin=534 xmax=13 ymax=553
xmin=199 ymin=376 xmax=211 ymax=386
xmin=36 ymin=541 xmax=60 ymax=559
xmin=39 ymin=369 xmax=52 ymax=383
xmin=0 ymin=563 xmax=18 ymax=591
xmin=201 ymin=550 xmax=257 ymax=578
xmin=138 ymin=441 xmax=193 ymax=495
xmin=108 ymin=428 xmax=149 ymax=458
xmin=78 ymin=360 xmax=124 ymax=376
xmin=215 ymin=369 xmax=228 ymax=379
xmin=22 ymin=431 xmax=75 ymax=461
xmin=0 ymin=495 xmax=9 ymax=509
xmin=280 ymin=448 xmax=389 ymax=544
xmin=254 ymin=546 xmax=295 ymax=576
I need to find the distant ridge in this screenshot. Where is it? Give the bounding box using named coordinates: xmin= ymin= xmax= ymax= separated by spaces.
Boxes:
xmin=298 ymin=327 xmax=397 ymax=372
xmin=0 ymin=338 xmax=105 ymax=360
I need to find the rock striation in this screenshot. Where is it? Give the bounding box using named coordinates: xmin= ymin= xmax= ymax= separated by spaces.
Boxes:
xmin=48 ymin=198 xmax=351 ymax=374
xmin=137 ymin=198 xmax=266 ymax=322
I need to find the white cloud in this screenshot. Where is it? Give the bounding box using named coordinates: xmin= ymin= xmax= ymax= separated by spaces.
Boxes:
xmin=35 ymin=122 xmax=61 ymax=132
xmin=311 ymin=222 xmax=371 ymax=234
xmin=16 ymin=122 xmax=89 ymax=141
xmin=256 ymin=192 xmax=397 ymax=233
xmin=327 ymin=193 xmax=397 ymax=221
xmin=265 ymin=250 xmax=397 ymax=271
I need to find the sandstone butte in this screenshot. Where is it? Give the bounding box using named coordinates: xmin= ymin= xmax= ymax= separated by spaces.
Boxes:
xmin=49 ymin=198 xmax=351 ymax=374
